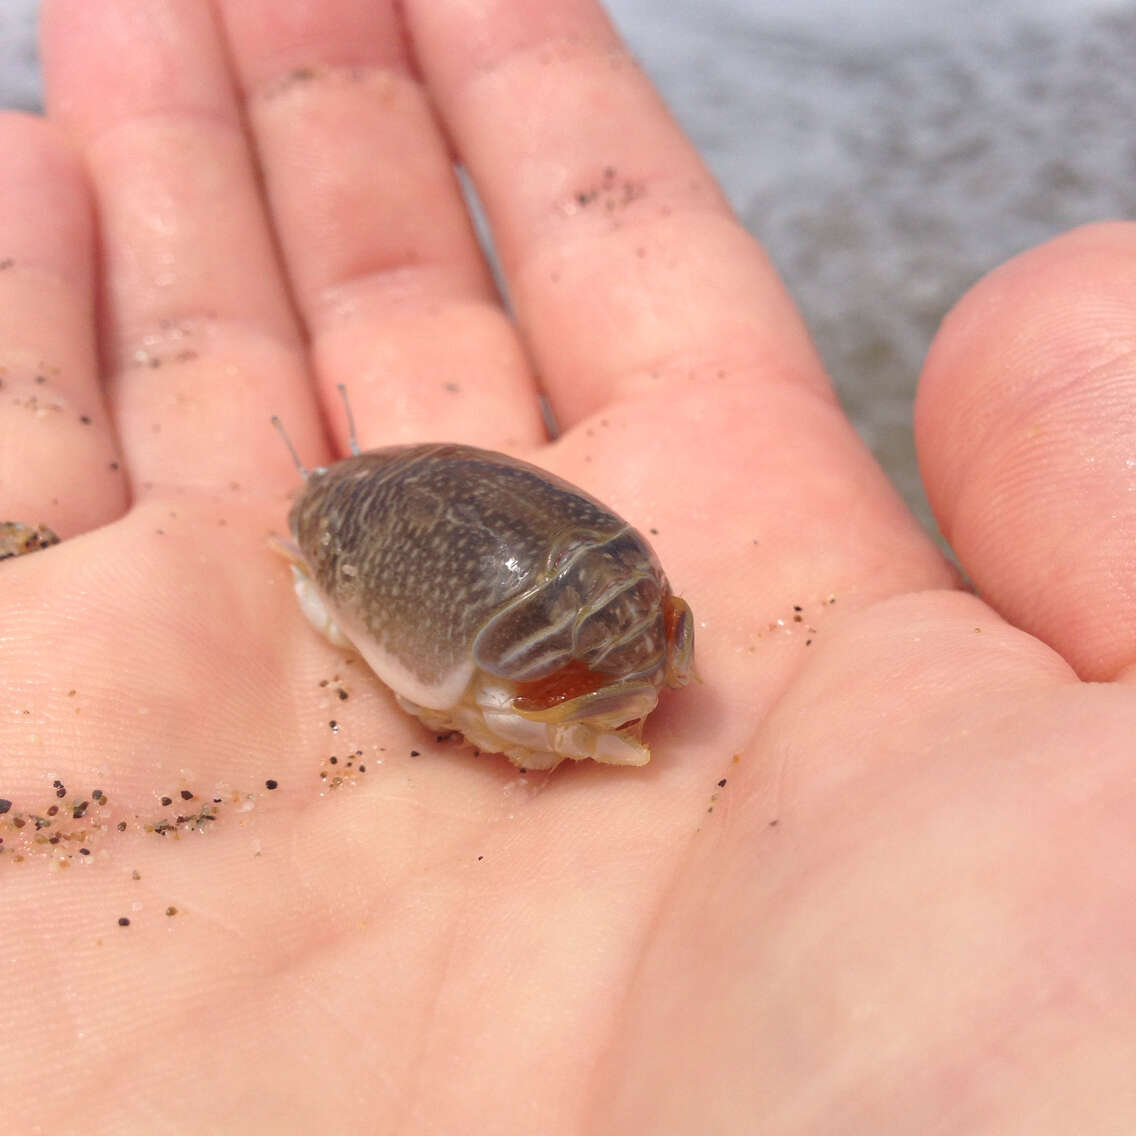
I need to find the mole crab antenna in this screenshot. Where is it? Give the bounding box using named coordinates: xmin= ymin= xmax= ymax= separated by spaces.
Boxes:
xmin=270 ymin=415 xmax=310 ymax=479
xmin=337 ymin=383 xmax=361 ymax=457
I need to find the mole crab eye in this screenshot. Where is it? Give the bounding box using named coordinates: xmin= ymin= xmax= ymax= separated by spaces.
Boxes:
xmin=275 ymin=433 xmax=695 ymax=772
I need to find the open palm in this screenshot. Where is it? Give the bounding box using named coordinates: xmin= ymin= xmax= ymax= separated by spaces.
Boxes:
xmin=5 ymin=1 xmax=1136 ymax=1132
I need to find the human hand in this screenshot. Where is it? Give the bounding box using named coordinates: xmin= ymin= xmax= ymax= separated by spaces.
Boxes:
xmin=4 ymin=1 xmax=1136 ymax=1131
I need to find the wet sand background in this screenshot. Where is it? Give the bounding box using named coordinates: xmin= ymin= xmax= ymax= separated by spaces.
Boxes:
xmin=2 ymin=0 xmax=1133 ymax=535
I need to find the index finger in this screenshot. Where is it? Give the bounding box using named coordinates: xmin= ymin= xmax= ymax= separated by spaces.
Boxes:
xmin=404 ymin=0 xmax=830 ymax=427
xmin=401 ymin=0 xmax=956 ymax=773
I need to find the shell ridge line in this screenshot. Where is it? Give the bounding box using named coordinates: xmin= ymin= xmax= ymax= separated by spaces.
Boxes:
xmin=470 ymin=524 xmax=657 ymax=680
xmin=583 ymin=608 xmax=663 ymax=673
xmin=489 ymin=603 xmax=581 ymax=669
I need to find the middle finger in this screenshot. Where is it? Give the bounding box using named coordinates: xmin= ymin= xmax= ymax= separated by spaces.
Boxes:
xmin=216 ymin=0 xmax=545 ymax=453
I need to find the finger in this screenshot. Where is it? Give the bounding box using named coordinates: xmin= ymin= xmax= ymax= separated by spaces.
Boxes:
xmin=41 ymin=0 xmax=319 ymax=494
xmin=403 ymin=0 xmax=828 ymax=428
xmin=0 ymin=114 xmax=126 ymax=536
xmin=398 ymin=0 xmax=954 ymax=767
xmin=215 ymin=0 xmax=544 ymax=452
xmin=916 ymin=222 xmax=1136 ymax=681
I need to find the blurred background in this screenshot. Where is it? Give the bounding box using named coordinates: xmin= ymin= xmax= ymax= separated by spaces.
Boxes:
xmin=2 ymin=0 xmax=1134 ymax=535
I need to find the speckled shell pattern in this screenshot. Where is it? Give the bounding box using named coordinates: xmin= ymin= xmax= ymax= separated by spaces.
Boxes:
xmin=288 ymin=444 xmax=673 ymax=695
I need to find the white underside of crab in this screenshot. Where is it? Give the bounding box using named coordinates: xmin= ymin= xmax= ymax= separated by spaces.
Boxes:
xmin=290 ymin=566 xmax=654 ymax=770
